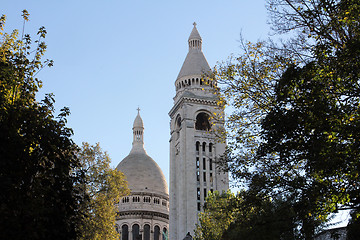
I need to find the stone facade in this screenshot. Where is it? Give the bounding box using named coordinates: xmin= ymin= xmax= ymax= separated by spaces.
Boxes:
xmin=169 ymin=23 xmax=229 ymax=240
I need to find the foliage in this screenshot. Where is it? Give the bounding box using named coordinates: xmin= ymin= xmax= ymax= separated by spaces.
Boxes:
xmin=195 ymin=191 xmax=298 ymax=240
xmin=194 ymin=191 xmax=238 ymax=240
xmin=213 ymin=0 xmax=360 ymax=239
xmin=76 ymin=142 xmax=129 ymax=240
xmin=0 ymin=10 xmax=83 ymax=239
xmin=262 ymin=0 xmax=360 ymax=226
xmin=213 ymin=38 xmax=292 ymax=184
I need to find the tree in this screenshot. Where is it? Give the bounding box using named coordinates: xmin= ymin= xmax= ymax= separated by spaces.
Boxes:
xmin=194 ymin=191 xmax=238 ymax=240
xmin=212 ymin=38 xmax=292 ymax=184
xmin=76 ymin=142 xmax=129 ymax=240
xmin=0 ymin=11 xmax=85 ymax=239
xmin=261 ymin=0 xmax=360 ymax=233
xmin=213 ymin=0 xmax=360 ymax=238
xmin=195 ymin=191 xmax=298 ymax=240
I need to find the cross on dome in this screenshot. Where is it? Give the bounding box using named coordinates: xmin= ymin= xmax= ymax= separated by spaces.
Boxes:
xmin=137 ymin=107 xmax=140 ymax=114
xmin=193 ymin=22 xmax=197 ymax=27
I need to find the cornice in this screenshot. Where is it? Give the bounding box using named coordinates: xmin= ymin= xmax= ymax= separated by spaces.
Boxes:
xmin=116 ymin=210 xmax=169 ymax=221
xmin=169 ymin=96 xmax=217 ymax=118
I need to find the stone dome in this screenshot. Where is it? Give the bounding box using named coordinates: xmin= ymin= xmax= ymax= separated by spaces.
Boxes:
xmin=116 ymin=110 xmax=168 ymax=196
xmin=116 ymin=150 xmax=168 ymax=195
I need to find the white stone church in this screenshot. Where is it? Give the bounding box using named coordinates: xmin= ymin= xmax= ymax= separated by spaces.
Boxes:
xmin=115 ymin=23 xmax=229 ymax=240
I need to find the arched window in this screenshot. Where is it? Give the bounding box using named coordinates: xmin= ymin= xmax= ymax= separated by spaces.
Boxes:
xmin=121 ymin=224 xmax=129 ymax=240
xmin=202 ymin=142 xmax=206 ymax=152
xmin=154 ymin=226 xmax=160 ymax=240
xmin=132 ymin=224 xmax=140 ymax=240
xmin=209 ymin=143 xmax=213 ymax=152
xmin=176 ymin=115 xmax=181 ymax=140
xmin=196 ymin=141 xmax=200 ymax=151
xmin=162 ymin=228 xmax=168 ymax=240
xmin=195 ymin=113 xmax=211 ymax=131
xmin=176 ymin=116 xmax=181 ymax=129
xmin=144 ymin=224 xmax=150 ymax=240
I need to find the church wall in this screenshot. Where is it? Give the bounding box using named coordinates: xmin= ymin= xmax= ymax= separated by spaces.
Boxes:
xmin=184 ymin=111 xmax=198 ymax=234
xmin=169 ymin=129 xmax=177 ymax=239
xmin=115 ymin=218 xmax=168 ymax=240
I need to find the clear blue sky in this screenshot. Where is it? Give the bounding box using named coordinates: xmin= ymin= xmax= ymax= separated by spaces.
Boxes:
xmin=2 ymin=0 xmax=270 ymax=182
xmin=2 ymin=0 xmax=349 ymax=227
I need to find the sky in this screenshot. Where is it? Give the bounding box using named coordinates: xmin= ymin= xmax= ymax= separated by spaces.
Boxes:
xmin=2 ymin=0 xmax=270 ymax=179
xmin=2 ymin=0 xmax=349 ymax=228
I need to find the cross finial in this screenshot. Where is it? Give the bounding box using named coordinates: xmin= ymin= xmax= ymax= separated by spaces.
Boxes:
xmin=193 ymin=22 xmax=197 ymax=27
xmin=137 ymin=107 xmax=140 ymax=114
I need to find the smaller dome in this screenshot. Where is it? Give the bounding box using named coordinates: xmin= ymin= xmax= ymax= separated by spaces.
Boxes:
xmin=188 ymin=22 xmax=201 ymax=41
xmin=133 ymin=112 xmax=143 ymax=129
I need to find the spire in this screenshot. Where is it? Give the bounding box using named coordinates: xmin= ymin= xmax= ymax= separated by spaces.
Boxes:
xmin=176 ymin=23 xmax=211 ymax=80
xmin=131 ymin=108 xmax=145 ymax=153
xmin=188 ymin=22 xmax=202 ymax=50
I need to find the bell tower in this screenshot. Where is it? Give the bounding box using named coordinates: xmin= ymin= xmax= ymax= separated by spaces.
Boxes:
xmin=169 ymin=23 xmax=229 ymax=240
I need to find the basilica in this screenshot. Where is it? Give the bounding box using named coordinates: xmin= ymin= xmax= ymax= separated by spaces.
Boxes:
xmin=115 ymin=23 xmax=229 ymax=240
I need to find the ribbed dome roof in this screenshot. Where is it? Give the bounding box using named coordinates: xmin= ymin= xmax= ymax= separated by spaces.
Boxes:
xmin=116 ymin=150 xmax=168 ymax=195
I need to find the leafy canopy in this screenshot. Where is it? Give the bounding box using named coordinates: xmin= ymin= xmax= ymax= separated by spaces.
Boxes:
xmin=0 ymin=10 xmax=83 ymax=239
xmin=208 ymin=0 xmax=360 ymax=239
xmin=76 ymin=142 xmax=130 ymax=240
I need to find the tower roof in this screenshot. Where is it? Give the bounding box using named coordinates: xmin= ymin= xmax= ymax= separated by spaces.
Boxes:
xmin=133 ymin=108 xmax=143 ymax=129
xmin=188 ymin=22 xmax=201 ymax=40
xmin=176 ymin=23 xmax=211 ymax=80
